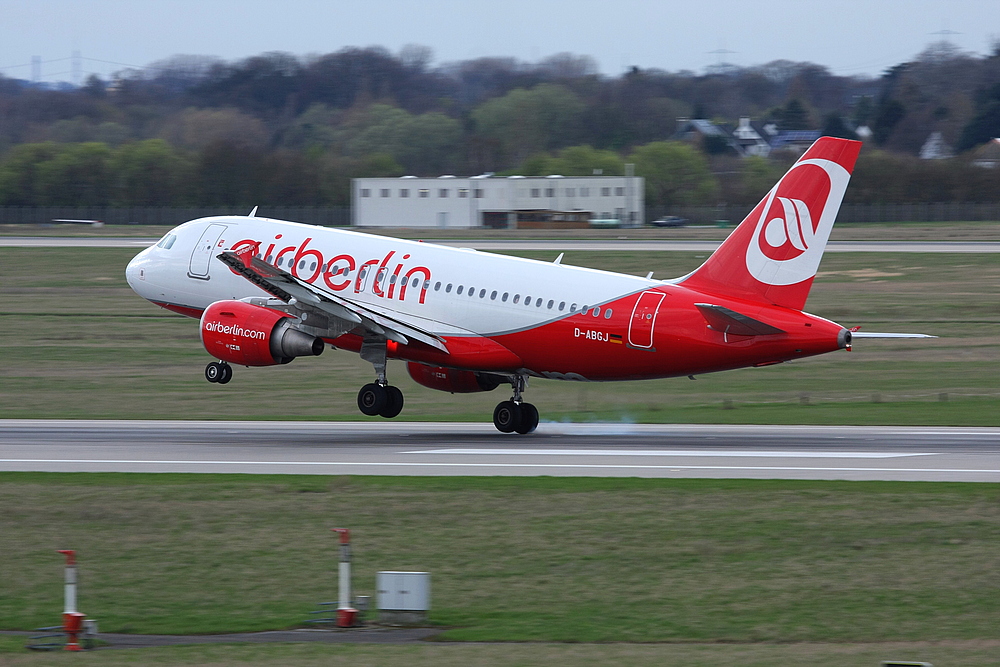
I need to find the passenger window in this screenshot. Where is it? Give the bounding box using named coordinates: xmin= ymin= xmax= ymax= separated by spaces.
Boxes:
xmin=435 ymin=282 xmax=442 ymax=291
xmin=559 ymin=302 xmax=565 ymax=311
xmin=479 ymin=289 xmax=486 ymax=298
xmin=447 ymin=283 xmax=453 ymax=293
xmin=593 ymin=307 xmax=601 ymax=317
xmin=424 ymin=280 xmax=431 ymax=290
xmin=457 ymin=285 xmax=464 ymax=295
xmin=491 ymin=290 xmax=498 ymax=300
xmin=605 ymin=309 xmax=613 ymax=319
xmin=524 ymin=296 xmax=531 ymax=306
xmin=547 ymin=300 xmax=554 ymax=309
xmin=570 ymin=303 xmax=577 ymax=311
xmin=413 ymin=278 xmax=420 ymax=288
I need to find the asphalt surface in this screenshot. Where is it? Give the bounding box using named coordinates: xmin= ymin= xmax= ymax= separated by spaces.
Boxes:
xmin=2 ymin=420 xmax=999 ymax=482
xmin=4 ymin=627 xmax=442 ymax=649
xmin=3 ymin=237 xmax=1000 ymax=252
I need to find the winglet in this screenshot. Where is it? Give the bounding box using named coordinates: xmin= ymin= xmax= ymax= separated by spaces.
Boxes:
xmin=248 ymin=206 xmax=258 ymax=218
xmin=234 ymin=241 xmax=261 ymax=269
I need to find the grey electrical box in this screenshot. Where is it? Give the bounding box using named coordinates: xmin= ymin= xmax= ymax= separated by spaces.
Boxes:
xmin=377 ymin=571 xmax=430 ymax=625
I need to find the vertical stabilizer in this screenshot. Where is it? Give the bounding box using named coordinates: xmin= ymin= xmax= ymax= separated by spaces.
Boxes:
xmin=680 ymin=137 xmax=861 ymax=311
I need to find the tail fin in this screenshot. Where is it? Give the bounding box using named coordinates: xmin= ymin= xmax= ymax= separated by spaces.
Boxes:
xmin=680 ymin=137 xmax=861 ymax=311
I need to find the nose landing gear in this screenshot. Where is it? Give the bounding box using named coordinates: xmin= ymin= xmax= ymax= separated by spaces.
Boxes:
xmin=492 ymin=375 xmax=538 ymax=434
xmin=205 ymin=361 xmax=232 ymax=384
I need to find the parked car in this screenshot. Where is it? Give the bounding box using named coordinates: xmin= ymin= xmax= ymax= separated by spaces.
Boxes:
xmin=649 ymin=216 xmax=688 ymax=228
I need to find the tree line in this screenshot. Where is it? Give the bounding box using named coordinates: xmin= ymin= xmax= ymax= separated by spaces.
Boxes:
xmin=1 ymin=42 xmax=999 ymax=209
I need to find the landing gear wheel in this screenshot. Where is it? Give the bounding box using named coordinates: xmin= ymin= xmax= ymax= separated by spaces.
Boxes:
xmin=514 ymin=402 xmax=539 ymax=434
xmin=217 ymin=363 xmax=233 ymax=385
xmin=358 ymin=383 xmax=388 ymax=416
xmin=380 ymin=385 xmax=404 ymax=418
xmin=205 ymin=362 xmax=223 ymax=383
xmin=493 ymin=400 xmax=521 ymax=433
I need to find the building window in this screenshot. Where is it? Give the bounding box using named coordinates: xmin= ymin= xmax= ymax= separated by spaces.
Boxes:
xmin=361 ymin=189 xmax=371 ymax=197
xmin=380 ymin=189 xmax=389 ymax=197
xmin=545 ymin=188 xmax=554 ymax=197
xmin=615 ymin=187 xmax=624 ymax=196
xmin=474 ymin=189 xmax=484 ymax=198
xmin=439 ymin=189 xmax=449 ymax=198
xmin=419 ymin=189 xmax=429 ymax=198
xmin=531 ymin=188 xmax=540 ymax=198
xmin=566 ymin=188 xmax=575 ymax=197
xmin=400 ymin=189 xmax=409 ymax=198
xmin=580 ymin=187 xmax=589 ymax=197
xmin=458 ymin=188 xmax=469 ymax=198
xmin=601 ymin=187 xmax=611 ymax=196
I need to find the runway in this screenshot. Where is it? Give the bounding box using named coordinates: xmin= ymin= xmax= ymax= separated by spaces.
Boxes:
xmin=2 ymin=420 xmax=999 ymax=482
xmin=3 ymin=237 xmax=1000 ymax=252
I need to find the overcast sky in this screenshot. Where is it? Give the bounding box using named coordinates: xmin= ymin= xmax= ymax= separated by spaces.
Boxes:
xmin=2 ymin=0 xmax=997 ymax=84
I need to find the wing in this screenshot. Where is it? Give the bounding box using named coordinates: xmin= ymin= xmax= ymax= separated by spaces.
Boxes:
xmin=216 ymin=250 xmax=449 ymax=353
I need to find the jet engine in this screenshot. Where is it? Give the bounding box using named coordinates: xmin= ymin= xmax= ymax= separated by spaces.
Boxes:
xmin=200 ymin=300 xmax=324 ymax=366
xmin=406 ymin=362 xmax=503 ymax=394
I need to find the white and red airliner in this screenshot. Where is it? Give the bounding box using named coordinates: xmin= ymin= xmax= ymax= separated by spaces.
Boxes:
xmin=125 ymin=137 xmax=930 ymax=433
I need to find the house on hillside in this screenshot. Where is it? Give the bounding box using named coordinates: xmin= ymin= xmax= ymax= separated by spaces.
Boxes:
xmin=731 ymin=117 xmax=772 ymax=157
xmin=676 ymin=117 xmax=821 ymax=157
xmin=971 ymin=138 xmax=1000 ymax=168
xmin=919 ymin=131 xmax=954 ymax=159
xmin=769 ymin=130 xmax=822 ymax=154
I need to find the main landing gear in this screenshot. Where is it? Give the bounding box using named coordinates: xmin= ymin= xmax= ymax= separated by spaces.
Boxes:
xmin=205 ymin=361 xmax=232 ymax=384
xmin=356 ymin=336 xmax=405 ymax=419
xmin=492 ymin=375 xmax=538 ymax=435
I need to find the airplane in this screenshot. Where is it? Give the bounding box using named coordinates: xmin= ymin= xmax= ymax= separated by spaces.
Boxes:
xmin=125 ymin=137 xmax=932 ymax=434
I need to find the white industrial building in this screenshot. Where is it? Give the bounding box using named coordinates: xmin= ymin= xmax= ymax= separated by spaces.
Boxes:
xmin=352 ymin=174 xmax=644 ymax=229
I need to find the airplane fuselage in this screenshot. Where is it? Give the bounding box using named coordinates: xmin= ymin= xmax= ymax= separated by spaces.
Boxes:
xmin=126 ymin=215 xmax=846 ymax=383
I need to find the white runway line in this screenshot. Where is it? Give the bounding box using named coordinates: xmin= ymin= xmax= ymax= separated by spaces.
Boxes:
xmin=404 ymin=448 xmax=938 ymax=458
xmin=1 ymin=459 xmax=997 ymax=475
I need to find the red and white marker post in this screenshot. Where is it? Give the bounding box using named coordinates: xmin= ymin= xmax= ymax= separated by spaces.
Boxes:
xmin=56 ymin=550 xmax=86 ymax=651
xmin=330 ymin=529 xmax=357 ymax=627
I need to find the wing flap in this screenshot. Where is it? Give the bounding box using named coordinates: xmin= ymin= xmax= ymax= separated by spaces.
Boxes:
xmin=217 ymin=251 xmax=449 ymax=352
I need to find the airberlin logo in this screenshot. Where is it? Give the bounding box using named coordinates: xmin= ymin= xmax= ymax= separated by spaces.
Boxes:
xmin=745 ymin=158 xmax=851 ymax=286
xmin=204 ymin=321 xmax=267 ymax=339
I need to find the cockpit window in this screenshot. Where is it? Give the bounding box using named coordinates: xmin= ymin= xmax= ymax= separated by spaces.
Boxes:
xmin=156 ymin=234 xmax=177 ymax=250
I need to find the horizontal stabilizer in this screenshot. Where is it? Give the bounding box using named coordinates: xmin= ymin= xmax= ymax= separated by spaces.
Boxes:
xmin=850 ymin=332 xmax=936 ymax=339
xmin=695 ymin=303 xmax=786 ymax=336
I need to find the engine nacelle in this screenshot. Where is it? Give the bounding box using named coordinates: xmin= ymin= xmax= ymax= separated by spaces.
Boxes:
xmin=406 ymin=362 xmax=502 ymax=394
xmin=200 ymin=300 xmax=324 ymax=366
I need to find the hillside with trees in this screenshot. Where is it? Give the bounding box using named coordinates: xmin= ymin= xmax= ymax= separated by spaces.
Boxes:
xmin=1 ymin=42 xmax=999 ymax=211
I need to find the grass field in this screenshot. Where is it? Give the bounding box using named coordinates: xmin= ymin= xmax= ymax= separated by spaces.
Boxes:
xmin=0 ymin=246 xmax=997 ymax=424
xmin=1 ymin=474 xmax=999 ymax=665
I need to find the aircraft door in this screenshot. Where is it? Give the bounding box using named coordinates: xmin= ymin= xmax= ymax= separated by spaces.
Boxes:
xmin=188 ymin=224 xmax=227 ymax=280
xmin=627 ymin=291 xmax=665 ymax=349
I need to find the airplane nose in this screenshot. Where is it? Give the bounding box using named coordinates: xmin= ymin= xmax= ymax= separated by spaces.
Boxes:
xmin=125 ymin=248 xmax=149 ymax=292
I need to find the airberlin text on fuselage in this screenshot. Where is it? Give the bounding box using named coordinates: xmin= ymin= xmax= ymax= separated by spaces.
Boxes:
xmin=231 ymin=235 xmax=432 ymax=304
xmin=204 ymin=321 xmax=266 ymax=339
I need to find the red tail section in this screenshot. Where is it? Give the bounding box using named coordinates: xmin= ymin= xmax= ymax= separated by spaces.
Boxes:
xmin=680 ymin=137 xmax=861 ymax=311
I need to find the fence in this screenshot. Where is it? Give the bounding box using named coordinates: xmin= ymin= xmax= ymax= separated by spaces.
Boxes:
xmin=1 ymin=202 xmax=998 ymax=227
xmin=648 ymin=202 xmax=1000 ymax=225
xmin=0 ymin=206 xmax=350 ymax=227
